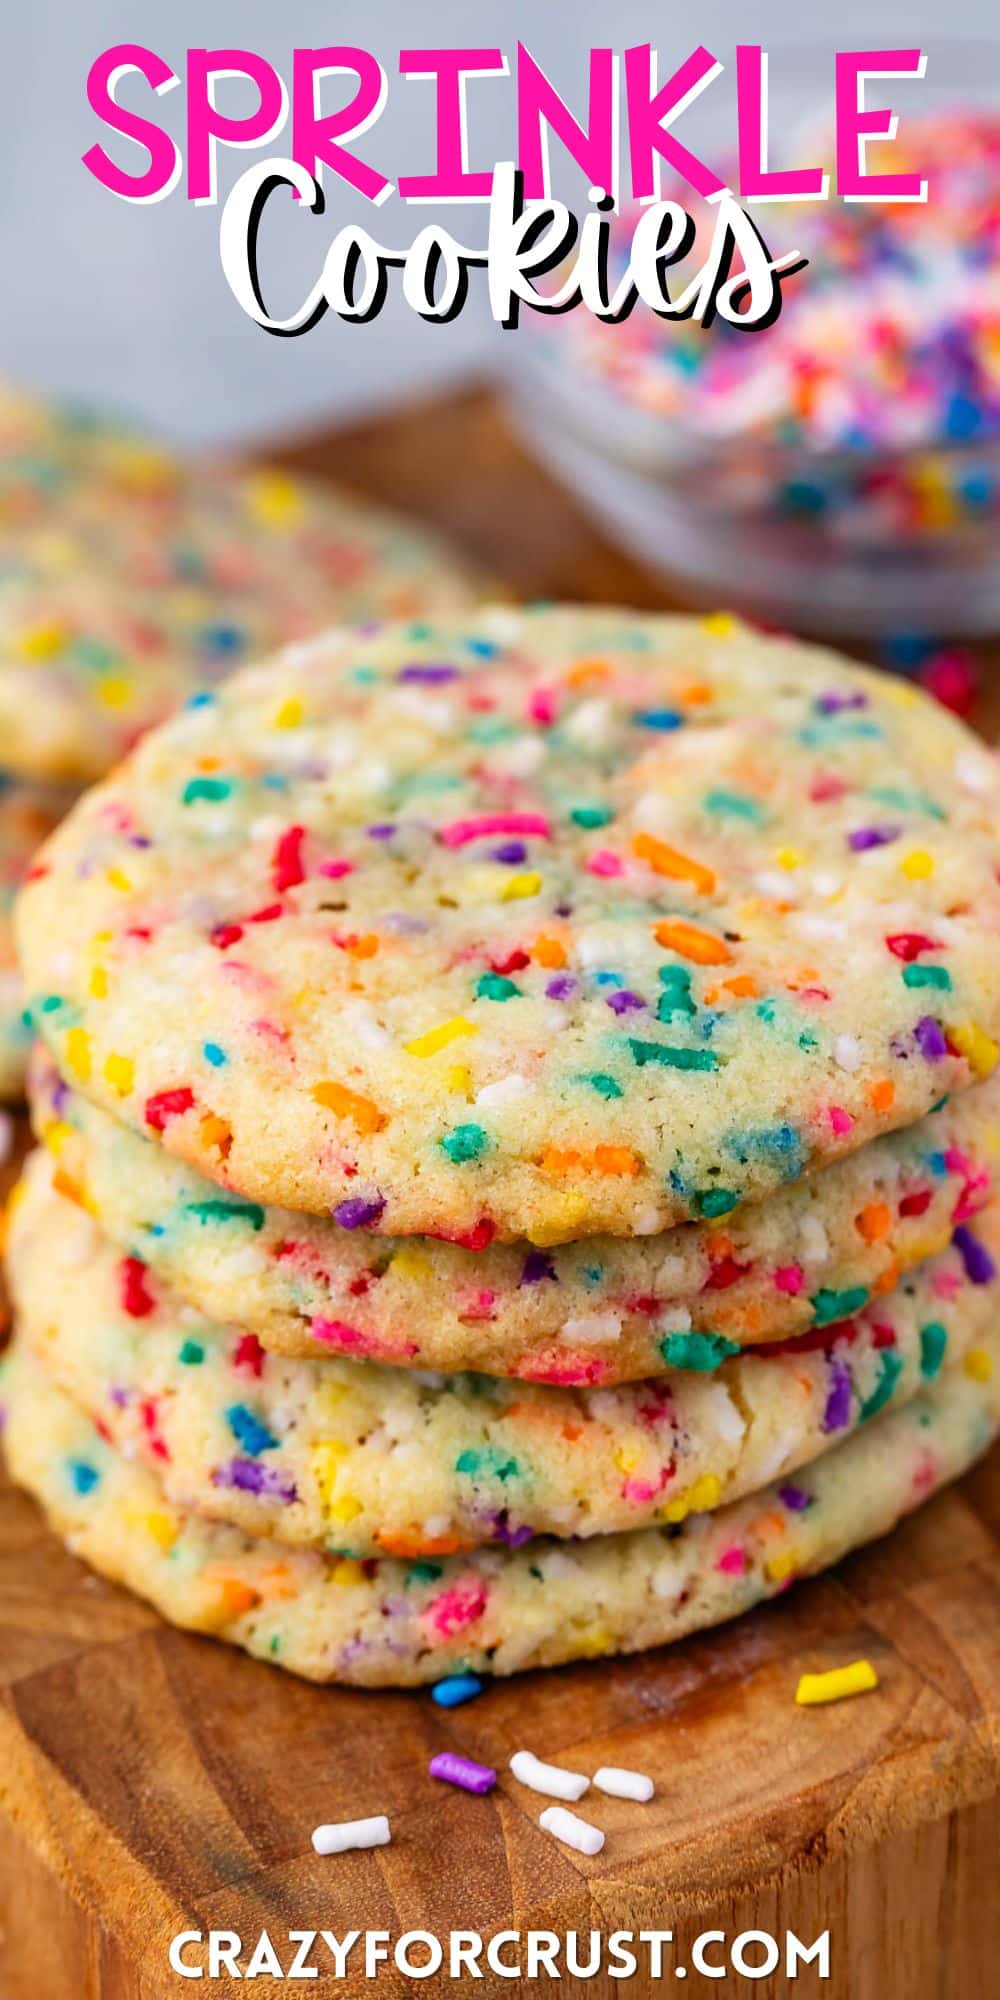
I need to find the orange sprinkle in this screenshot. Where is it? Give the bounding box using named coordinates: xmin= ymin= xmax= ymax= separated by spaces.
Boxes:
xmin=675 ymin=679 xmax=711 ymax=705
xmin=312 ymin=1080 xmax=386 ymax=1134
xmin=565 ymin=657 xmax=611 ymax=687
xmin=722 ymin=973 xmax=759 ymax=998
xmin=346 ymin=933 xmax=379 ymax=959
xmin=377 ymin=1529 xmax=473 ymax=1559
xmin=52 ymin=1166 xmax=85 ymax=1208
xmin=873 ymin=1263 xmax=900 ymax=1295
xmin=216 ymin=1579 xmax=261 ymax=1619
xmin=533 ymin=934 xmax=567 ymax=968
xmin=539 ymin=1144 xmax=639 ymax=1177
xmin=195 ymin=754 xmax=222 ymax=772
xmin=868 ymin=1078 xmax=895 ymax=1113
xmin=653 ymin=917 xmax=731 ymax=965
xmin=199 ymin=1112 xmax=233 ymax=1158
xmin=632 ymin=831 xmax=716 ymax=894
xmin=856 ymin=1202 xmax=891 ymax=1243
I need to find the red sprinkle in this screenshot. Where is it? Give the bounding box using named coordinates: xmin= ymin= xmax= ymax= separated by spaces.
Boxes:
xmin=885 ymin=932 xmax=940 ymax=961
xmin=233 ymin=1332 xmax=266 ymax=1377
xmin=899 ymin=1187 xmax=933 ymax=1217
xmin=211 ymin=923 xmax=244 ymax=950
xmin=272 ymin=824 xmax=306 ymax=893
xmin=145 ymin=1086 xmax=196 ymax=1132
xmin=120 ymin=1256 xmax=156 ymax=1319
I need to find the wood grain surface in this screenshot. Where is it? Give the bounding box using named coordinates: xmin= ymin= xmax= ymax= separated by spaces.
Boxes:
xmin=0 ymin=386 xmax=998 ymax=2000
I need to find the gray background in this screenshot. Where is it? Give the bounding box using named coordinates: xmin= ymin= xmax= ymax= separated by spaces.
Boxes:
xmin=0 ymin=2 xmax=989 ymax=446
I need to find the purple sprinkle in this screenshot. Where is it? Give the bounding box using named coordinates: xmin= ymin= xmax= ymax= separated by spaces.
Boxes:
xmin=429 ymin=1752 xmax=496 ymax=1795
xmin=953 ymin=1224 xmax=997 ymax=1285
xmin=778 ymin=1483 xmax=812 ymax=1512
xmin=848 ymin=825 xmax=901 ymax=851
xmin=818 ymin=689 xmax=869 ymax=714
xmin=399 ymin=663 xmax=459 ymax=684
xmin=333 ymin=1194 xmax=386 ymax=1230
xmin=109 ymin=1385 xmax=130 ymax=1409
xmin=520 ymin=1250 xmax=556 ymax=1286
xmin=214 ymin=1459 xmax=298 ymax=1503
xmin=491 ymin=1516 xmax=535 ymax=1548
xmin=915 ymin=1015 xmax=948 ymax=1061
xmin=366 ymin=823 xmax=397 ymax=840
xmin=823 ymin=1358 xmax=852 ymax=1433
xmin=546 ymin=974 xmax=577 ymax=1000
xmin=491 ymin=840 xmax=526 ymax=864
xmin=606 ymin=989 xmax=646 ymax=1015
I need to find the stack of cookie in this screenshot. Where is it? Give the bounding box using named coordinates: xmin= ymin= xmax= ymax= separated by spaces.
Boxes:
xmin=0 ymin=385 xmax=479 ymax=1095
xmin=5 ymin=607 xmax=1000 ymax=1687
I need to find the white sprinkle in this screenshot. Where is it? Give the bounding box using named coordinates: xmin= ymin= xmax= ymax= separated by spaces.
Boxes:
xmin=539 ymin=1805 xmax=605 ymax=1856
xmin=510 ymin=1750 xmax=589 ymax=1801
xmin=834 ymin=1034 xmax=862 ymax=1072
xmin=593 ymin=1765 xmax=655 ymax=1803
xmin=311 ymin=1815 xmax=390 ymax=1855
xmin=477 ymin=604 xmax=525 ymax=644
xmin=475 ymin=1074 xmax=531 ymax=1111
xmin=562 ymin=1312 xmax=622 ymax=1346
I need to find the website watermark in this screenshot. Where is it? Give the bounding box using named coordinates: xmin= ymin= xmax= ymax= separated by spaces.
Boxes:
xmin=168 ymin=1926 xmax=831 ymax=1981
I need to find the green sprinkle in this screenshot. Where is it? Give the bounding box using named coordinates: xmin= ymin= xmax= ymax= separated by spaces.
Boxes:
xmin=181 ymin=776 xmax=232 ymax=805
xmin=178 ymin=1340 xmax=205 ymax=1366
xmin=440 ymin=1122 xmax=489 ymax=1163
xmin=703 ymin=788 xmax=765 ymax=824
xmin=657 ymin=966 xmax=696 ymax=1021
xmin=811 ymin=1285 xmax=869 ymax=1327
xmin=186 ymin=1198 xmax=265 ymax=1231
xmin=628 ymin=1039 xmax=719 ymax=1071
xmin=693 ymin=1188 xmax=739 ymax=1219
xmin=919 ymin=1321 xmax=948 ymax=1379
xmin=408 ymin=1560 xmax=444 ymax=1585
xmin=859 ymin=1347 xmax=904 ymax=1422
xmin=902 ymin=964 xmax=952 ymax=991
xmin=579 ymin=1072 xmax=623 ymax=1099
xmin=571 ymin=805 xmax=612 ymax=829
xmin=659 ymin=1330 xmax=741 ymax=1371
xmin=455 ymin=1448 xmax=520 ymax=1481
xmin=476 ymin=972 xmax=521 ymax=1002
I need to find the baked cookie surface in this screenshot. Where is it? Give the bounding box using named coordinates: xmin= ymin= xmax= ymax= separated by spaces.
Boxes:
xmin=17 ymin=608 xmax=1000 ymax=1239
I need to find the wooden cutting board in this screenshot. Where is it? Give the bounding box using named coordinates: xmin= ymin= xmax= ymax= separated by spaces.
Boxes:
xmin=1 ymin=388 xmax=998 ymax=2000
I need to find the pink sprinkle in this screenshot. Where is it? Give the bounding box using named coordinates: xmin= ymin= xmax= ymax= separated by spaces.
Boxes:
xmin=717 ymin=1544 xmax=746 ymax=1576
xmin=586 ymin=849 xmax=624 ymax=878
xmin=917 ymin=650 xmax=979 ymax=718
xmin=911 ymin=1448 xmax=938 ymax=1497
xmin=931 ymin=1270 xmax=961 ymax=1301
xmin=426 ymin=1578 xmax=489 ymax=1638
xmin=319 ymin=858 xmax=355 ymax=879
xmin=514 ymin=1355 xmax=611 ymax=1386
xmin=272 ymin=824 xmax=306 ymax=893
xmin=529 ymin=687 xmax=557 ymax=725
xmin=622 ymin=1472 xmax=668 ymax=1506
xmin=828 ymin=1106 xmax=853 ymax=1136
xmin=774 ymin=1265 xmax=804 ymax=1295
xmin=439 ymin=812 xmax=551 ymax=848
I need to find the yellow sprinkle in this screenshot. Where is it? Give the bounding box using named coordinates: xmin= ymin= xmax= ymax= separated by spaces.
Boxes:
xmin=41 ymin=1118 xmax=73 ymax=1159
xmin=312 ymin=1440 xmax=350 ymax=1511
xmin=104 ymin=1052 xmax=134 ymax=1096
xmin=96 ymin=675 xmax=132 ymax=711
xmin=89 ymin=965 xmax=108 ymax=999
xmin=701 ymin=612 xmax=737 ymax=636
xmin=272 ymin=694 xmax=304 ymax=729
xmin=900 ymin=849 xmax=934 ymax=881
xmin=106 ymin=866 xmax=133 ymax=893
xmin=327 ymin=1493 xmax=363 ymax=1525
xmin=64 ymin=1026 xmax=92 ymax=1082
xmin=950 ymin=1021 xmax=999 ymax=1080
xmin=501 ymin=871 xmax=542 ymax=901
xmin=576 ymin=1625 xmax=613 ymax=1657
xmin=795 ymin=1660 xmax=879 ymax=1706
xmin=687 ymin=1472 xmax=722 ymax=1512
xmin=775 ymin=847 xmax=803 ymax=871
xmin=765 ymin=1549 xmax=800 ymax=1584
xmin=963 ymin=1347 xmax=994 ymax=1384
xmin=391 ymin=1244 xmax=432 ymax=1282
xmin=331 ymin=1558 xmax=362 ymax=1586
xmin=246 ymin=471 xmax=303 ymax=526
xmin=16 ymin=621 xmax=68 ymax=660
xmin=142 ymin=1510 xmax=179 ymax=1552
xmin=445 ymin=1063 xmax=472 ymax=1097
xmin=614 ymin=1446 xmax=640 ymax=1475
xmin=405 ymin=1016 xmax=478 ymax=1060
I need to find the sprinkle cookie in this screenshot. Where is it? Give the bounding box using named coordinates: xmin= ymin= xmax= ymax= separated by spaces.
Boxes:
xmin=0 ymin=394 xmax=481 ymax=782
xmin=30 ymin=1048 xmax=1000 ymax=1382
xmin=13 ymin=1147 xmax=997 ymax=1557
xmin=17 ymin=608 xmax=1000 ymax=1241
xmin=3 ymin=1332 xmax=996 ymax=1686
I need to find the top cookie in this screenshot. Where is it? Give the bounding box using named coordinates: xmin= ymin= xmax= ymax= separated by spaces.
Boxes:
xmin=0 ymin=392 xmax=480 ymax=782
xmin=16 ymin=606 xmax=1000 ymax=1242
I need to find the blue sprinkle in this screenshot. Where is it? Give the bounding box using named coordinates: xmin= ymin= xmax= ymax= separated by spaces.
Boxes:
xmin=68 ymin=1459 xmax=99 ymax=1495
xmin=185 ymin=689 xmax=217 ymax=709
xmin=202 ymin=1042 xmax=227 ymax=1067
xmin=225 ymin=1404 xmax=278 ymax=1456
xmin=431 ymin=1673 xmax=484 ymax=1708
xmin=632 ymin=707 xmax=683 ymax=731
